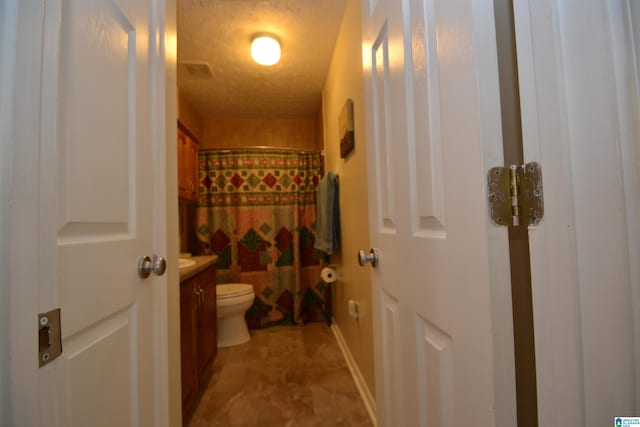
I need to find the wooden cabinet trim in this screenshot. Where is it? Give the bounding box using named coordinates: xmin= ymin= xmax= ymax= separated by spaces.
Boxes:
xmin=177 ymin=119 xmax=201 ymax=146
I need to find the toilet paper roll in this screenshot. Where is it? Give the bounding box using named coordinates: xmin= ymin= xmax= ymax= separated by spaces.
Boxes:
xmin=320 ymin=267 xmax=337 ymax=283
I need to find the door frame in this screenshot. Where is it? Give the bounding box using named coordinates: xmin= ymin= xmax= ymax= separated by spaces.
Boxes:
xmin=0 ymin=0 xmax=19 ymax=423
xmin=6 ymin=0 xmax=176 ymax=425
xmin=9 ymin=1 xmax=48 ymax=423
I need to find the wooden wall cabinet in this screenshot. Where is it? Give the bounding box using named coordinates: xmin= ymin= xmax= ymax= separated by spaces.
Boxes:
xmin=178 ymin=124 xmax=199 ymax=202
xmin=180 ymin=265 xmax=217 ymax=416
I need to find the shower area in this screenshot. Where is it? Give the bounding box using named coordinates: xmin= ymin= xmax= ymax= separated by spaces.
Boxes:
xmin=193 ymin=148 xmax=332 ymax=329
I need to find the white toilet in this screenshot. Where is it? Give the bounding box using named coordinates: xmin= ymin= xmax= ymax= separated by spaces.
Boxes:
xmin=216 ymin=283 xmax=255 ymax=348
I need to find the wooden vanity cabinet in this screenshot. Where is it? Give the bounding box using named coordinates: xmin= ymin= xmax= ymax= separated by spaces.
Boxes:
xmin=180 ymin=265 xmax=217 ymax=415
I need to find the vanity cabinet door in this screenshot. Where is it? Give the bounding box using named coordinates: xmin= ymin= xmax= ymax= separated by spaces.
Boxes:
xmin=197 ymin=266 xmax=217 ymax=379
xmin=177 ymin=127 xmax=199 ymax=201
xmin=180 ymin=278 xmax=198 ymax=412
xmin=187 ymin=138 xmax=199 ymax=201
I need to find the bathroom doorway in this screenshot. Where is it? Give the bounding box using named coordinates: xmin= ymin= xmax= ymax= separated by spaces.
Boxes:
xmin=174 ymin=0 xmax=376 ymax=424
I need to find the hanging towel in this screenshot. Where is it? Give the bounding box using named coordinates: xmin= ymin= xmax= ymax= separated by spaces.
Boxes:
xmin=314 ymin=172 xmax=341 ymax=255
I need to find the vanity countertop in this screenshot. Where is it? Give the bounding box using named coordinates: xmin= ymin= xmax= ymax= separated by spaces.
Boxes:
xmin=179 ymin=255 xmax=218 ymax=282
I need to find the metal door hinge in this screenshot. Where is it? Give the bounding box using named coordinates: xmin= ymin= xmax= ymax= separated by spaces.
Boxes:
xmin=488 ymin=162 xmax=544 ymax=226
xmin=39 ymin=308 xmax=62 ymax=367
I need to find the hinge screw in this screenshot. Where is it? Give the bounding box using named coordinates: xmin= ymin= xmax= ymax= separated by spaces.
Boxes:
xmin=40 ymin=317 xmax=48 ymax=326
xmin=42 ymin=353 xmax=50 ymax=363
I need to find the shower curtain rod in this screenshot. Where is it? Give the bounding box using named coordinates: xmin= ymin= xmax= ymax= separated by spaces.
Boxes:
xmin=200 ymin=146 xmax=323 ymax=155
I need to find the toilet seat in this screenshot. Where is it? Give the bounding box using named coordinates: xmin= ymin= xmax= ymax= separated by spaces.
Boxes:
xmin=216 ymin=284 xmax=254 ymax=300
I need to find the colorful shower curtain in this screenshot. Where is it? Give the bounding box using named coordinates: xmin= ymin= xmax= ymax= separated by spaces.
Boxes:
xmin=195 ymin=150 xmax=330 ymax=329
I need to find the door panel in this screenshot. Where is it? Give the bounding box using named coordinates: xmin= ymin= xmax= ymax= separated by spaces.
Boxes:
xmin=41 ymin=0 xmax=155 ymax=425
xmin=407 ymin=0 xmax=446 ymax=236
xmin=371 ymin=25 xmax=398 ymax=234
xmin=380 ymin=291 xmax=401 ymax=427
xmin=415 ymin=315 xmax=453 ymax=427
xmin=362 ymin=0 xmax=513 ymax=425
xmin=63 ymin=312 xmax=132 ymax=427
xmin=515 ymin=0 xmax=640 ymax=424
xmin=58 ymin=0 xmax=134 ymax=225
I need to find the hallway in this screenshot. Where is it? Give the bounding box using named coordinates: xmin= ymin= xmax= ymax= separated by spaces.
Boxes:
xmin=186 ymin=324 xmax=373 ymax=426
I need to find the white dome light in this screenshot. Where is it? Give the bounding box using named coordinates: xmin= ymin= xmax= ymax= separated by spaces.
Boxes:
xmin=251 ymin=35 xmax=281 ymax=66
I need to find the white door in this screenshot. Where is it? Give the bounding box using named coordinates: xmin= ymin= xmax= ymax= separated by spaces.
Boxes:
xmin=361 ymin=0 xmax=515 ymax=425
xmin=10 ymin=0 xmax=169 ymax=425
xmin=515 ymin=0 xmax=640 ymax=425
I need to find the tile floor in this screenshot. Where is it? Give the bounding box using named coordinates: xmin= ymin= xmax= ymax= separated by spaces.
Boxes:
xmin=186 ymin=323 xmax=374 ymax=427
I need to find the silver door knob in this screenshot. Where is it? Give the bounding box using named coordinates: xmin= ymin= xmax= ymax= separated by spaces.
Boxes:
xmin=358 ymin=248 xmax=379 ymax=268
xmin=138 ymin=255 xmax=167 ymax=278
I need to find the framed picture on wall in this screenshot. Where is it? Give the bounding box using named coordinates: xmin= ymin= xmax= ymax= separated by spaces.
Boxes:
xmin=339 ymin=99 xmax=355 ymax=158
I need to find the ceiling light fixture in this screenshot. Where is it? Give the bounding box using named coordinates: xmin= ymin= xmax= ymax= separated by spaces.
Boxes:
xmin=251 ymin=34 xmax=281 ymax=66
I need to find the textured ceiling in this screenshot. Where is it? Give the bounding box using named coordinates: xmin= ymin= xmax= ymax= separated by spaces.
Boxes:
xmin=178 ymin=0 xmax=348 ymax=119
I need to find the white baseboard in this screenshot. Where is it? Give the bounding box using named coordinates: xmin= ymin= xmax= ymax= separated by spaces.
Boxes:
xmin=330 ymin=321 xmax=377 ymax=426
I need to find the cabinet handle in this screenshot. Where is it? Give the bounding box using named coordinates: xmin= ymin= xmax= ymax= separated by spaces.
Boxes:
xmin=196 ymin=287 xmax=204 ymax=309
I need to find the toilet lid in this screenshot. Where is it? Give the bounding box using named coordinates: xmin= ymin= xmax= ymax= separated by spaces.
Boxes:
xmin=216 ymin=283 xmax=254 ymax=299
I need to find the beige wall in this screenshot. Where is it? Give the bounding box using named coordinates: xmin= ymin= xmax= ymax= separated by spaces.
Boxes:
xmin=202 ymin=118 xmax=320 ymax=151
xmin=178 ymin=91 xmax=204 ymax=142
xmin=321 ymin=0 xmax=375 ymax=395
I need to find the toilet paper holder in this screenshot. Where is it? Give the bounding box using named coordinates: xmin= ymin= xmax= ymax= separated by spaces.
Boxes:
xmin=321 ymin=266 xmax=338 ymax=283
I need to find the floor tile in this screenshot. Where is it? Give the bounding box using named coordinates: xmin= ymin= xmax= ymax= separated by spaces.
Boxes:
xmin=186 ymin=324 xmax=373 ymax=427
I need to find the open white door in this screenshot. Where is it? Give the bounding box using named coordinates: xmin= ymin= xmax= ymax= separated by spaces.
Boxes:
xmin=515 ymin=0 xmax=640 ymax=425
xmin=361 ymin=0 xmax=515 ymax=425
xmin=10 ymin=0 xmax=170 ymax=425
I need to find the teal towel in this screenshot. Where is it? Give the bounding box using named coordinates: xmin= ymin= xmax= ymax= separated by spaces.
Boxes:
xmin=314 ymin=172 xmax=340 ymax=254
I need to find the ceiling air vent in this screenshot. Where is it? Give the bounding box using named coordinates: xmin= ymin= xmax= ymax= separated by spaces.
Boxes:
xmin=181 ymin=61 xmax=213 ymax=78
